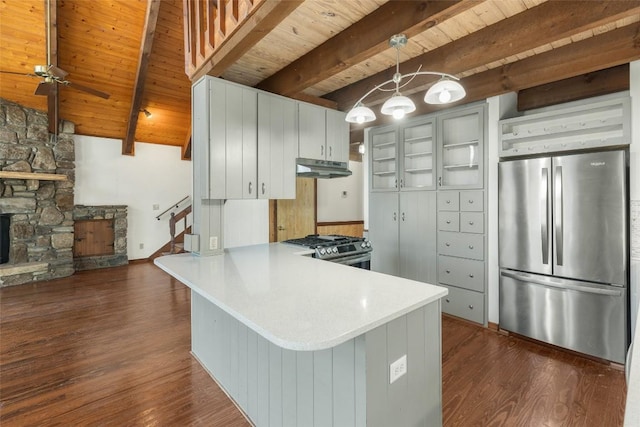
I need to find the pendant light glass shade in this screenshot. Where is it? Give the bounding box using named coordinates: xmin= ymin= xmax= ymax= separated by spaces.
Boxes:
xmin=345 ymin=104 xmax=376 ymax=124
xmin=380 ymin=94 xmax=416 ymax=119
xmin=424 ymin=78 xmax=466 ymax=105
xmin=344 ymin=35 xmax=466 ymax=124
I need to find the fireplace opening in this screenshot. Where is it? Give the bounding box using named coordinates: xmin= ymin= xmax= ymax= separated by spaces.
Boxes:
xmin=0 ymin=214 xmax=9 ymax=264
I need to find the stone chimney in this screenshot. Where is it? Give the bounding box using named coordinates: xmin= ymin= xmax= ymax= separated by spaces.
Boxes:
xmin=0 ymin=98 xmax=75 ymax=286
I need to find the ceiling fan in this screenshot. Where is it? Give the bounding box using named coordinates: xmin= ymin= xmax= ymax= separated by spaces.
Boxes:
xmin=0 ymin=65 xmax=110 ymax=99
xmin=0 ymin=0 xmax=111 ymax=135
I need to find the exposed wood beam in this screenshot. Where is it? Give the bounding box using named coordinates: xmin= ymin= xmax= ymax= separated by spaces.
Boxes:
xmin=355 ymin=22 xmax=640 ymax=129
xmin=288 ymin=92 xmax=337 ymax=110
xmin=123 ymin=0 xmax=162 ymax=156
xmin=327 ymin=0 xmax=640 ymax=111
xmin=255 ymin=0 xmax=477 ymax=97
xmin=46 ymin=0 xmax=58 ymax=135
xmin=517 ymin=64 xmax=630 ymax=111
xmin=191 ymin=0 xmax=302 ymax=82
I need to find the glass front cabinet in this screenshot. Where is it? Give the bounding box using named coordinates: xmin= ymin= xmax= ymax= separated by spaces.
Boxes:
xmin=369 ymin=116 xmax=435 ymax=192
xmin=437 ymin=105 xmax=484 ymax=189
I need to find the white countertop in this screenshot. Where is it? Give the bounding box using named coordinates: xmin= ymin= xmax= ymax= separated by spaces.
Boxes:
xmin=154 ymin=243 xmax=447 ymax=351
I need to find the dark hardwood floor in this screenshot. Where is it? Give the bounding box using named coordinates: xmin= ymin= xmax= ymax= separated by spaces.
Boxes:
xmin=0 ymin=262 xmax=626 ymax=426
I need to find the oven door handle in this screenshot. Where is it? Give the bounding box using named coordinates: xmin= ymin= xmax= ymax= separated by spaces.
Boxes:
xmin=329 ymin=253 xmax=371 ymax=265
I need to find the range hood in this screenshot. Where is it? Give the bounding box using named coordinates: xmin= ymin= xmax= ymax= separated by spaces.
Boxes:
xmin=296 ymin=158 xmax=352 ymax=179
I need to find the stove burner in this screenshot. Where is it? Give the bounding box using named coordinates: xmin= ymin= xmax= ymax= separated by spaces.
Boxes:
xmin=282 ymin=234 xmax=372 ymax=261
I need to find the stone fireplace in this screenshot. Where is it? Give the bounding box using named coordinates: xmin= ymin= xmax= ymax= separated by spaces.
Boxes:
xmin=0 ymin=98 xmax=76 ymax=286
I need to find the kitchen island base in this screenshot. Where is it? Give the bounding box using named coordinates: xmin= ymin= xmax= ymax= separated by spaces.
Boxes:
xmin=192 ymin=292 xmax=442 ymax=427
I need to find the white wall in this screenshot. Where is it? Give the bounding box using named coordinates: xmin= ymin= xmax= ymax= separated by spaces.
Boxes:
xmin=317 ymin=161 xmax=364 ymax=222
xmin=75 ymin=136 xmax=192 ymax=260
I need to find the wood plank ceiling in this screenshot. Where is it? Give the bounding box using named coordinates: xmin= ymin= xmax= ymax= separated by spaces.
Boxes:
xmin=0 ymin=0 xmax=639 ymax=159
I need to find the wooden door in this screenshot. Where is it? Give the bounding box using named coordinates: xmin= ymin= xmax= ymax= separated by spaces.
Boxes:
xmin=74 ymin=219 xmax=115 ymax=257
xmin=271 ymin=177 xmax=316 ymax=242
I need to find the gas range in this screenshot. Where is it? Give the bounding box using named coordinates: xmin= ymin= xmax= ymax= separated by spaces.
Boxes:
xmin=283 ymin=234 xmax=372 ymax=262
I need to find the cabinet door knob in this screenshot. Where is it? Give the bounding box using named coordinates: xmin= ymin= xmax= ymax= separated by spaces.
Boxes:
xmin=401 ymin=212 xmax=405 ymax=221
xmin=469 ymin=221 xmax=474 ymax=225
xmin=445 ymin=270 xmax=451 ymax=274
xmin=393 ymin=212 xmax=397 ymax=221
xmin=468 ymin=304 xmax=474 ymax=310
xmin=446 ymin=200 xmax=451 ymax=204
xmin=446 ymin=220 xmax=451 ymax=224
xmin=469 ymin=199 xmax=474 ymax=204
xmin=445 ymin=242 xmax=450 ymax=247
xmin=469 ymin=274 xmax=474 ymax=278
xmin=446 ymin=298 xmax=450 ymax=303
xmin=468 ymin=245 xmax=474 ymax=249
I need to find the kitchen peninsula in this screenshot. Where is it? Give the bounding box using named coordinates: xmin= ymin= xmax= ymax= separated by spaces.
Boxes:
xmin=155 ymin=243 xmax=447 ymax=427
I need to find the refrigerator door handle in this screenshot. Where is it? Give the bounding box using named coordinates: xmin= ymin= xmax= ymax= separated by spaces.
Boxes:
xmin=555 ymin=166 xmax=563 ymax=265
xmin=541 ymin=168 xmax=549 ymax=265
xmin=500 ymin=270 xmax=622 ymax=296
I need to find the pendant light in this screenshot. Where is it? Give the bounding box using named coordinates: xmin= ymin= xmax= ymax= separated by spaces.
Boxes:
xmin=345 ymin=34 xmax=465 ymax=124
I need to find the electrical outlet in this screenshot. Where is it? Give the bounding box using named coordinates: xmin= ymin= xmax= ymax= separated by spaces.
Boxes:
xmin=389 ymin=355 xmax=407 ymax=384
xmin=209 ymin=236 xmax=218 ymax=250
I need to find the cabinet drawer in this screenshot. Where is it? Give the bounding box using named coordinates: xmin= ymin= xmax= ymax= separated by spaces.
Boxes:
xmin=438 ymin=191 xmax=459 ymax=211
xmin=440 ymin=284 xmax=484 ymax=324
xmin=460 ymin=212 xmax=484 ymax=234
xmin=438 ymin=212 xmax=459 ymax=231
xmin=460 ymin=191 xmax=483 ymax=211
xmin=438 ymin=232 xmax=484 ymax=260
xmin=438 ymin=255 xmax=484 ymax=292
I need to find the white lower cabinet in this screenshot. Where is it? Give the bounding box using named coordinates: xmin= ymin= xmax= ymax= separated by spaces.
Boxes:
xmin=437 ymin=190 xmax=486 ymax=324
xmin=369 ymin=191 xmax=437 ymax=285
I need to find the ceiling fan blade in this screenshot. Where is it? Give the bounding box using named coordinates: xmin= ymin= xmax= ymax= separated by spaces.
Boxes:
xmin=0 ymin=70 xmax=32 ymax=76
xmin=65 ymin=81 xmax=111 ymax=99
xmin=48 ymin=65 xmax=69 ymax=80
xmin=34 ymin=81 xmax=54 ymax=96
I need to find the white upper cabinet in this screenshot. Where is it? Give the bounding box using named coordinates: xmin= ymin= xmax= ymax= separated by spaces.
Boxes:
xmin=225 ymin=84 xmax=257 ymax=199
xmin=258 ymin=92 xmax=297 ymax=199
xmin=325 ymin=108 xmax=349 ymax=163
xmin=298 ymin=102 xmax=349 ymax=163
xmin=192 ymin=76 xmax=296 ymax=200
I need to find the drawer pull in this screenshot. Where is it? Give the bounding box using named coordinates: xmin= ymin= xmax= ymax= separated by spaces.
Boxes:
xmin=468 ymin=245 xmax=474 ymax=249
xmin=468 ymin=199 xmax=474 ymax=204
xmin=468 ymin=304 xmax=474 ymax=310
xmin=445 ymin=242 xmax=451 ymax=247
xmin=446 ymin=200 xmax=451 ymax=204
xmin=446 ymin=220 xmax=451 ymax=224
xmin=469 ymin=274 xmax=474 ymax=278
xmin=469 ymin=221 xmax=474 ymax=225
xmin=446 ymin=298 xmax=450 ymax=303
xmin=446 ymin=270 xmax=451 ymax=274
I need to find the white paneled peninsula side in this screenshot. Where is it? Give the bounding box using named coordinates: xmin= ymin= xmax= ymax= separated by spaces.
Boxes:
xmin=155 ymin=244 xmax=447 ymax=427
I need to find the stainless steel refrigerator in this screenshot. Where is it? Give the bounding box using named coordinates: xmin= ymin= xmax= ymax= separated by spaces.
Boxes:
xmin=499 ymin=150 xmax=628 ymax=363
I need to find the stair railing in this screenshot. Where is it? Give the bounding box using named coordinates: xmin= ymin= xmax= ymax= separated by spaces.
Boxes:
xmin=169 ymin=205 xmax=192 ymax=254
